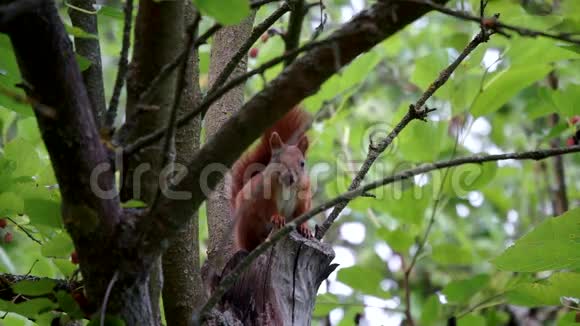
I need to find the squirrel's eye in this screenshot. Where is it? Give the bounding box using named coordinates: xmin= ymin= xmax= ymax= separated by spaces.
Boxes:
xmin=300 ymin=160 xmax=305 ymax=168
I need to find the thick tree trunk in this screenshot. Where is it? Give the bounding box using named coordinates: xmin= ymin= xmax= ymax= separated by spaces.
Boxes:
xmin=121 ymin=0 xmax=187 ymax=323
xmin=211 ymin=234 xmax=336 ymax=325
xmin=205 ymin=11 xmax=256 ymax=275
xmin=161 ymin=3 xmax=206 ymax=325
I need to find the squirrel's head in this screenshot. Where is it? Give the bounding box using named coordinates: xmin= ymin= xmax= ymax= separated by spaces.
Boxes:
xmin=269 ymin=131 xmax=308 ymax=188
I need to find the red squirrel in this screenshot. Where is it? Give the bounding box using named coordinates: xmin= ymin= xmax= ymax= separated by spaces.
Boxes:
xmin=230 ymin=107 xmax=313 ymax=251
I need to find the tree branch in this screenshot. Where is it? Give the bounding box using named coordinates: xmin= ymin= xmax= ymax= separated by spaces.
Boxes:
xmin=68 ymin=0 xmax=107 ymax=127
xmin=401 ymin=0 xmax=580 ymax=46
xmin=315 ymin=25 xmax=491 ymax=239
xmin=105 ymin=0 xmax=134 ymax=129
xmin=284 ymin=0 xmax=306 ymax=66
xmin=201 ymin=145 xmax=580 ymax=317
xmin=123 ymin=35 xmax=341 ymax=157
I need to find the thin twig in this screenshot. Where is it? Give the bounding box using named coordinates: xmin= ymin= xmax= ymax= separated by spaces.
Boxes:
xmin=315 ymin=27 xmax=490 ymax=239
xmin=208 ymin=3 xmax=290 ymax=95
xmin=100 ymin=270 xmax=119 ymax=326
xmin=105 ymin=0 xmax=134 ymax=129
xmin=401 ymin=0 xmax=580 ymax=46
xmin=124 ymin=36 xmax=342 ymax=156
xmin=5 ymin=217 xmax=42 ymax=245
xmin=199 ymin=145 xmax=580 ymax=317
xmin=136 ymin=23 xmax=221 ymax=106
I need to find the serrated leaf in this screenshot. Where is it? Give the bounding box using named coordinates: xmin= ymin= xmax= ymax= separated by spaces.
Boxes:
xmin=12 ymin=279 xmax=56 ymax=296
xmin=506 ymin=272 xmax=580 ymax=307
xmin=192 ymin=0 xmax=250 ymax=25
xmin=442 ymin=274 xmax=490 ymax=303
xmin=493 ymin=208 xmax=580 ymax=272
xmin=472 ymin=65 xmax=552 ymax=116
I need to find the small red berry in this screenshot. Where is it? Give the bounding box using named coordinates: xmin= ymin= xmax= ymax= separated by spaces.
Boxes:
xmin=570 ymin=116 xmax=580 ymax=125
xmin=4 ymin=232 xmax=13 ymax=243
xmin=249 ymin=47 xmax=259 ymax=58
xmin=0 ymin=219 xmax=7 ymax=229
xmin=71 ymin=251 xmax=79 ymax=264
xmin=261 ymin=33 xmax=269 ymax=43
xmin=567 ymin=137 xmax=576 ymax=147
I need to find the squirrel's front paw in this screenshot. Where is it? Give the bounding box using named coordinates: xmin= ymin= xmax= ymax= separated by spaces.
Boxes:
xmin=297 ymin=223 xmax=313 ymax=239
xmin=271 ymin=214 xmax=286 ymax=228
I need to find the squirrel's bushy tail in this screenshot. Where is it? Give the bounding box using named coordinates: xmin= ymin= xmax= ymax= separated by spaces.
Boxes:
xmin=229 ymin=107 xmax=310 ymax=207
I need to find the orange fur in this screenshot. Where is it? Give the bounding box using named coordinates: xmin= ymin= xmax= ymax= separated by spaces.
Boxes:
xmin=230 ymin=107 xmax=313 ymax=251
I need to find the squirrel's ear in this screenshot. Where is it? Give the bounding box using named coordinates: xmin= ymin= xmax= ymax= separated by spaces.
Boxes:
xmin=297 ymin=135 xmax=309 ymax=154
xmin=270 ymin=132 xmax=284 ymax=151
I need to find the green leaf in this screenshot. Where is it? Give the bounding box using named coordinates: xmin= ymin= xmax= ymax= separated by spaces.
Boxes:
xmin=493 ymin=208 xmax=580 ymax=272
xmin=442 ymin=274 xmax=490 ymax=303
xmin=98 ymin=5 xmax=124 ymax=20
xmin=0 ymin=192 xmax=24 ymax=215
xmin=548 ymin=84 xmax=580 ymax=117
xmin=337 ymin=266 xmax=387 ymax=297
xmin=76 ymin=54 xmax=92 ymax=72
xmin=411 ymin=52 xmax=452 ymax=100
xmin=12 ymin=279 xmax=56 ymax=296
xmin=313 ymin=293 xmax=339 ymax=317
xmin=65 ymin=24 xmax=98 ymax=39
xmin=192 ymin=0 xmax=250 ymax=25
xmin=0 ymin=298 xmax=56 ymax=318
xmin=472 ymin=65 xmax=552 ymax=116
xmin=121 ymin=200 xmax=147 ymax=208
xmin=419 ymin=295 xmax=441 ymax=326
xmin=4 ymin=138 xmax=40 ymax=176
xmin=432 ymin=243 xmax=473 ymax=266
xmin=17 ymin=117 xmax=41 ymax=143
xmin=443 ymin=162 xmax=497 ymax=196
xmin=24 ymin=198 xmax=62 ymax=228
xmin=506 ymin=272 xmax=580 ymax=306
xmin=458 ymin=314 xmax=486 ymax=326
xmin=41 ymin=232 xmax=74 ymax=258
xmin=55 ymin=291 xmax=85 ymax=320
xmin=377 ymin=227 xmax=414 ymax=253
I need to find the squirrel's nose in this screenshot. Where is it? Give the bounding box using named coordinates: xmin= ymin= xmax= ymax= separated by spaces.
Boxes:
xmin=282 ymin=173 xmax=295 ymax=186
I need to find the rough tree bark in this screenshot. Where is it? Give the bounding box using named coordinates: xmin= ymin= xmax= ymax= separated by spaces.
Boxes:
xmin=214 ymin=234 xmax=336 ymax=325
xmin=121 ymin=0 xmax=187 ymax=323
xmin=161 ymin=2 xmax=206 ymax=325
xmin=205 ymin=13 xmax=256 ymax=275
xmin=67 ymin=0 xmax=106 ymax=127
